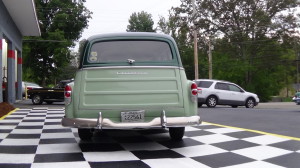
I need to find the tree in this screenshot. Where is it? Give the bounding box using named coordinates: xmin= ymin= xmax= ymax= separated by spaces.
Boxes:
xmin=23 ymin=0 xmax=92 ymax=86
xmin=127 ymin=11 xmax=156 ymax=32
xmin=159 ymin=0 xmax=300 ymax=101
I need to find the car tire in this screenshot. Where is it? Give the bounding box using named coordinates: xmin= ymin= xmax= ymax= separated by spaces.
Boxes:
xmin=198 ymin=103 xmax=203 ymax=107
xmin=78 ymin=128 xmax=94 ymax=140
xmin=245 ymin=98 xmax=255 ymax=108
xmin=169 ymin=127 xmax=185 ymax=141
xmin=32 ymin=94 xmax=43 ymax=105
xmin=206 ymin=96 xmax=217 ymax=108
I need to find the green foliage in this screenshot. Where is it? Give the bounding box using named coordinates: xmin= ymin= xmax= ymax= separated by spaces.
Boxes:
xmin=23 ymin=0 xmax=92 ymax=86
xmin=157 ymin=0 xmax=300 ymax=101
xmin=127 ymin=11 xmax=156 ymax=32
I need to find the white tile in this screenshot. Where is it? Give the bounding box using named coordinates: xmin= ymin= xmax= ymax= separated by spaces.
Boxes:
xmin=143 ymin=158 xmax=211 ymax=168
xmin=221 ymin=161 xmax=286 ymax=168
xmin=0 ymin=133 xmax=9 ymax=139
xmin=191 ymin=134 xmax=238 ymax=144
xmin=10 ymin=129 xmax=43 ymax=134
xmin=1 ymin=139 xmax=40 ymax=145
xmin=40 ymin=132 xmax=75 ymax=139
xmin=0 ymin=154 xmax=35 ymax=163
xmin=18 ymin=122 xmax=44 ymax=126
xmin=185 ymin=126 xmax=202 ymax=132
xmin=31 ymin=162 xmax=90 ymax=168
xmin=36 ymin=144 xmax=82 ymax=154
xmin=0 ymin=125 xmax=16 ymax=129
xmin=44 ymin=118 xmax=62 ymax=122
xmin=232 ymin=146 xmax=292 ymax=160
xmin=172 ymin=144 xmax=227 ymax=157
xmin=23 ymin=117 xmax=45 ymax=120
xmin=243 ymin=135 xmax=289 ymax=145
xmin=43 ymin=125 xmax=66 ymax=129
xmin=121 ymin=142 xmax=168 ymax=151
xmin=0 ymin=119 xmax=22 ymax=123
xmin=83 ymin=151 xmax=139 ymax=162
xmin=207 ymin=128 xmax=242 ymax=134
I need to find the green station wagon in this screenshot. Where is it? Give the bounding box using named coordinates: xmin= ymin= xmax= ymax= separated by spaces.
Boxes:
xmin=62 ymin=32 xmax=201 ymax=140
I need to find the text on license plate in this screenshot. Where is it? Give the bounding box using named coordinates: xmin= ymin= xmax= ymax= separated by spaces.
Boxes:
xmin=121 ymin=111 xmax=145 ymax=122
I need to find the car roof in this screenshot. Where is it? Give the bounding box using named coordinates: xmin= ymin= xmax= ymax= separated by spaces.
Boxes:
xmin=87 ymin=32 xmax=174 ymax=42
xmin=194 ymin=79 xmax=231 ymax=83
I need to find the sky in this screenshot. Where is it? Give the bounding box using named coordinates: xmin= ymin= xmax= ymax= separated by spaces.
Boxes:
xmin=73 ymin=0 xmax=181 ymax=50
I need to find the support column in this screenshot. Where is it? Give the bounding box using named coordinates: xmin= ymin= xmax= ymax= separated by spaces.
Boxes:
xmin=17 ymin=50 xmax=22 ymax=100
xmin=0 ymin=32 xmax=3 ymax=102
xmin=7 ymin=42 xmax=16 ymax=104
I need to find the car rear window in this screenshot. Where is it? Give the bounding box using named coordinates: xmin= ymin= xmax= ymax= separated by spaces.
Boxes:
xmin=88 ymin=40 xmax=173 ymax=63
xmin=197 ymin=81 xmax=213 ymax=88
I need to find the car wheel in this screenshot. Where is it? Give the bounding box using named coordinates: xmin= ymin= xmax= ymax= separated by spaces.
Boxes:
xmin=169 ymin=127 xmax=185 ymax=141
xmin=32 ymin=94 xmax=43 ymax=105
xmin=231 ymin=105 xmax=238 ymax=108
xmin=78 ymin=128 xmax=94 ymax=140
xmin=245 ymin=98 xmax=255 ymax=108
xmin=206 ymin=96 xmax=217 ymax=107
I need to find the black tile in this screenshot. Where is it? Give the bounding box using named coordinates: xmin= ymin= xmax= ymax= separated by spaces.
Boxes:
xmin=22 ymin=120 xmax=45 ymax=122
xmin=212 ymin=140 xmax=259 ymax=151
xmin=0 ymin=123 xmax=19 ymax=126
xmin=270 ymin=140 xmax=300 ymax=151
xmin=0 ymin=129 xmax=12 ymax=133
xmin=158 ymin=138 xmax=203 ymax=148
xmin=132 ymin=150 xmax=184 ymax=159
xmin=89 ymin=161 xmax=151 ymax=168
xmin=46 ymin=117 xmax=63 ymax=119
xmin=79 ymin=142 xmax=124 ymax=152
xmin=44 ymin=122 xmax=61 ymax=125
xmin=42 ymin=129 xmax=72 ymax=133
xmin=15 ymin=126 xmax=43 ymax=129
xmin=0 ymin=145 xmax=37 ymax=154
xmin=265 ymin=152 xmax=300 ymax=168
xmin=225 ymin=131 xmax=261 ymax=139
xmin=26 ymin=115 xmax=46 ymax=117
xmin=184 ymin=130 xmax=214 ymax=137
xmin=0 ymin=164 xmax=31 ymax=168
xmin=6 ymin=134 xmax=41 ymax=139
xmin=34 ymin=153 xmax=85 ymax=162
xmin=192 ymin=152 xmax=254 ymax=168
xmin=4 ymin=117 xmax=24 ymax=119
xmin=39 ymin=138 xmax=77 ymax=144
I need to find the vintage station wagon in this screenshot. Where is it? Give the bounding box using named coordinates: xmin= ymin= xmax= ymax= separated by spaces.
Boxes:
xmin=62 ymin=32 xmax=201 ymax=140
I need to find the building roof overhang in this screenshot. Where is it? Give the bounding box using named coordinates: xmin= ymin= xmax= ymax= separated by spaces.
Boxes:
xmin=2 ymin=0 xmax=41 ymax=36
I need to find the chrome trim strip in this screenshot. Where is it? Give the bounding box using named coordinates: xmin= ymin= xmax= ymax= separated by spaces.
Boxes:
xmin=161 ymin=110 xmax=167 ymax=128
xmin=97 ymin=112 xmax=102 ymax=129
xmin=81 ymin=66 xmax=184 ymax=70
xmin=62 ymin=116 xmax=201 ymax=129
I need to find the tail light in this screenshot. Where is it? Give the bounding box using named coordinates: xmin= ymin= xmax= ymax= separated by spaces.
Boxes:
xmin=27 ymin=87 xmax=33 ymax=90
xmin=191 ymin=83 xmax=198 ymax=96
xmin=64 ymin=85 xmax=72 ymax=105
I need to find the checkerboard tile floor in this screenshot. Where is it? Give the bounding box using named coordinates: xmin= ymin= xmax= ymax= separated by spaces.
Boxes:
xmin=0 ymin=108 xmax=299 ymax=168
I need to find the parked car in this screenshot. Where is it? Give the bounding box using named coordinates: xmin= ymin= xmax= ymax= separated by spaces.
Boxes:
xmin=292 ymin=92 xmax=300 ymax=105
xmin=22 ymin=81 xmax=42 ymax=96
xmin=27 ymin=80 xmax=73 ymax=105
xmin=62 ymin=32 xmax=201 ymax=141
xmin=195 ymin=79 xmax=259 ymax=108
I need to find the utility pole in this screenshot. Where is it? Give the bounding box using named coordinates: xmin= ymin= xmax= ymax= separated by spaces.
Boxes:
xmin=208 ymin=38 xmax=213 ymax=79
xmin=192 ymin=0 xmax=198 ymax=79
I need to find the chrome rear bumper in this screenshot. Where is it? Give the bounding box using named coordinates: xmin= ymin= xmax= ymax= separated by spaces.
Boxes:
xmin=62 ymin=111 xmax=201 ymax=129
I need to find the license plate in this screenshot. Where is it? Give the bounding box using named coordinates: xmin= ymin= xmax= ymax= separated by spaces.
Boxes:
xmin=121 ymin=110 xmax=145 ymax=122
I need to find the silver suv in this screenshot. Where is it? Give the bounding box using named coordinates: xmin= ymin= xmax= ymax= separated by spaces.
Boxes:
xmin=194 ymin=79 xmax=259 ymax=108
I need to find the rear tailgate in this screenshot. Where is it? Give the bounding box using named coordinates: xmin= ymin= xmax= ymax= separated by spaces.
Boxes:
xmin=78 ymin=67 xmax=184 ymax=110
